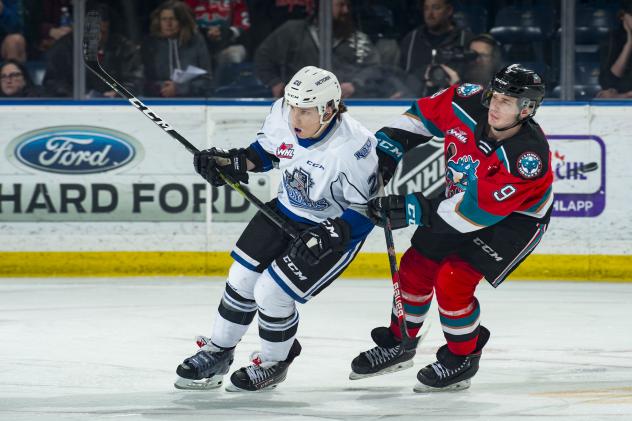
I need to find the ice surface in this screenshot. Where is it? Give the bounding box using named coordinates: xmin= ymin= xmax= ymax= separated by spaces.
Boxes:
xmin=1 ymin=277 xmax=631 ymax=420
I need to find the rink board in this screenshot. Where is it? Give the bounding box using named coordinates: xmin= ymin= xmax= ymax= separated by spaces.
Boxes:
xmin=0 ymin=100 xmax=630 ymax=280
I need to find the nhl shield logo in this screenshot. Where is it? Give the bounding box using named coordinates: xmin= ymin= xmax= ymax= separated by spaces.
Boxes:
xmin=276 ymin=143 xmax=295 ymax=159
xmin=516 ymin=152 xmax=543 ymax=178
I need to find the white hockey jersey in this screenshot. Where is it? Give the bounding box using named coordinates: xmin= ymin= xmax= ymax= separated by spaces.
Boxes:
xmin=249 ymin=99 xmax=378 ymax=241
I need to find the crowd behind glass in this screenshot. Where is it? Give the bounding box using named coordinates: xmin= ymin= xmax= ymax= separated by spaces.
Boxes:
xmin=1 ymin=0 xmax=631 ymax=100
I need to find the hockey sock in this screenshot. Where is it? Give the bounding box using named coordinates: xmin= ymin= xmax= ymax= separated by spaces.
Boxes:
xmin=258 ymin=310 xmax=300 ymax=362
xmin=440 ymin=297 xmax=481 ymax=355
xmin=390 ymin=289 xmax=433 ymax=339
xmin=211 ymin=283 xmax=258 ymax=348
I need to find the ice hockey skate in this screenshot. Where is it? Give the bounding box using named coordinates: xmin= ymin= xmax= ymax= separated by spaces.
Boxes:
xmin=226 ymin=339 xmax=302 ymax=392
xmin=174 ymin=336 xmax=235 ymax=390
xmin=414 ymin=326 xmax=490 ymax=392
xmin=349 ymin=322 xmax=431 ymax=380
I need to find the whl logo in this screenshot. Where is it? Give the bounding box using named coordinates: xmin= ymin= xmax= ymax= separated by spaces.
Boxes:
xmin=276 ymin=143 xmax=295 ymax=159
xmin=9 ymin=126 xmax=141 ymax=174
xmin=446 ymin=128 xmax=468 ymax=143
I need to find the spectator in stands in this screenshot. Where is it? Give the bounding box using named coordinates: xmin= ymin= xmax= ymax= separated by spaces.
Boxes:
xmin=254 ymin=0 xmax=380 ymax=98
xmin=597 ymin=0 xmax=632 ymax=99
xmin=399 ymin=0 xmax=473 ymax=96
xmin=0 ymin=0 xmax=27 ymax=63
xmin=29 ymin=0 xmax=73 ymax=58
xmin=141 ymin=0 xmax=212 ymax=97
xmin=461 ymin=33 xmax=502 ymax=86
xmin=0 ymin=59 xmax=40 ymax=96
xmin=247 ymin=0 xmax=315 ymax=55
xmin=43 ymin=4 xmax=142 ymax=98
xmin=185 ymin=0 xmax=249 ymax=71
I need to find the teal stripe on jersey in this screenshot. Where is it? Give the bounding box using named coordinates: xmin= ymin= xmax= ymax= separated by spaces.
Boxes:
xmin=403 ymin=301 xmax=431 ymax=315
xmin=524 ymin=186 xmax=553 ymax=213
xmin=495 ymin=147 xmax=510 ymax=172
xmin=451 ymin=102 xmax=477 ymax=132
xmin=458 ymin=180 xmax=505 ymax=227
xmin=406 ymin=101 xmax=444 ymax=138
xmin=440 ymin=305 xmax=480 ymax=327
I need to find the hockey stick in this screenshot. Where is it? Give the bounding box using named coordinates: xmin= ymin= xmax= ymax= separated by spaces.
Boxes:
xmin=382 ymin=214 xmax=411 ymax=347
xmin=82 ymin=11 xmax=298 ymax=240
xmin=579 ymin=162 xmax=598 ymax=173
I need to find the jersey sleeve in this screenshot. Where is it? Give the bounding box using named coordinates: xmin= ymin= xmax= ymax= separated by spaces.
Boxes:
xmin=409 ymin=85 xmax=457 ymax=137
xmin=245 ymin=99 xmax=283 ymax=172
xmin=336 ymin=138 xmax=379 ymax=245
xmin=376 ymin=86 xmax=456 ymax=183
xmin=430 ymin=156 xmax=553 ymax=234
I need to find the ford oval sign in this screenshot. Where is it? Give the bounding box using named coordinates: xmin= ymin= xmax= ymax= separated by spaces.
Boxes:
xmin=10 ymin=126 xmax=141 ymax=174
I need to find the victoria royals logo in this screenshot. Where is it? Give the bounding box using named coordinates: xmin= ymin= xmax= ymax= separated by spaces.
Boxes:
xmin=516 ymin=151 xmax=542 ymax=178
xmin=446 ymin=155 xmax=480 ymax=193
xmin=456 ymin=83 xmax=483 ymax=98
xmin=276 ymin=142 xmax=295 ymax=159
xmin=10 ymin=126 xmax=140 ymax=174
xmin=283 ymin=167 xmax=331 ymax=211
xmin=354 ymin=138 xmax=372 ymax=160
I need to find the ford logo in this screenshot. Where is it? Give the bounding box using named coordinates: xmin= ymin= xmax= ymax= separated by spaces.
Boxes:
xmin=10 ymin=126 xmax=142 ymax=174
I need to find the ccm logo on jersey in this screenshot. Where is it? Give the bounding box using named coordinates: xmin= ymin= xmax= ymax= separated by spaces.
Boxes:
xmin=473 ymin=237 xmax=503 ymax=262
xmin=276 ymin=143 xmax=295 ymax=158
xmin=446 ymin=128 xmax=468 ymax=143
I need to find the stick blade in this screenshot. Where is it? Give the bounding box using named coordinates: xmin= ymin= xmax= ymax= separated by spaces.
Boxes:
xmin=83 ymin=11 xmax=102 ymax=63
xmin=580 ymin=162 xmax=598 ymax=173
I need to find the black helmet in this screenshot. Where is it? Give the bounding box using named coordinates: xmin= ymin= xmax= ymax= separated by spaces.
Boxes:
xmin=482 ymin=64 xmax=545 ymax=117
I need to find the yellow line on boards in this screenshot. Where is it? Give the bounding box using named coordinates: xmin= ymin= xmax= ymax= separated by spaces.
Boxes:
xmin=0 ymin=252 xmax=631 ymax=281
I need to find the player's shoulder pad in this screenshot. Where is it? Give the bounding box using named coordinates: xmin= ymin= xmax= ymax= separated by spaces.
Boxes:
xmin=272 ymin=97 xmax=285 ymax=114
xmin=501 ymin=120 xmax=550 ymax=180
xmin=452 ymin=83 xmax=487 ymax=120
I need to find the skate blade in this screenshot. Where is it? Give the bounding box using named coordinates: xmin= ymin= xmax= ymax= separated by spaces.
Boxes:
xmin=413 ymin=378 xmax=471 ymax=393
xmin=349 ymin=359 xmax=413 ymax=380
xmin=225 ymin=382 xmax=279 ymax=392
xmin=174 ymin=375 xmax=224 ymax=390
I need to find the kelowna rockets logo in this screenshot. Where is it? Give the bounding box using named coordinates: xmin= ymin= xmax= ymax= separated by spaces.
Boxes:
xmin=445 ymin=143 xmax=480 ymax=197
xmin=283 ymin=167 xmax=331 ymax=211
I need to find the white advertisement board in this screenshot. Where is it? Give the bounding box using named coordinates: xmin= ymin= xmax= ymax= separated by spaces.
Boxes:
xmin=0 ymin=102 xmax=629 ymax=256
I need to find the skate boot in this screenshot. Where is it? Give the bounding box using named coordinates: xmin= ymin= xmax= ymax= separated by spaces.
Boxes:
xmin=174 ymin=336 xmax=235 ymax=390
xmin=349 ymin=326 xmax=421 ymax=380
xmin=226 ymin=339 xmax=302 ymax=392
xmin=414 ymin=325 xmax=490 ymax=392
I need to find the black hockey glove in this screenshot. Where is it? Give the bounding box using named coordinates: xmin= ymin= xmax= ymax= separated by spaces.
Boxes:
xmin=193 ymin=147 xmax=249 ymax=187
xmin=289 ymin=218 xmax=351 ymax=266
xmin=368 ymin=193 xmax=430 ymax=230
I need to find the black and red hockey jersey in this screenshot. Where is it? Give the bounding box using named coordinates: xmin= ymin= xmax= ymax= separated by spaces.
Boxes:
xmin=376 ymin=83 xmax=553 ymax=234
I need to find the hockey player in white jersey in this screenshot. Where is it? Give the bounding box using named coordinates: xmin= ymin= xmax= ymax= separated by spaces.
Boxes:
xmin=174 ymin=66 xmax=379 ymax=392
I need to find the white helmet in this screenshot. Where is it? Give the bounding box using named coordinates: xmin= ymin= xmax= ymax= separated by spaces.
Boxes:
xmin=284 ymin=66 xmax=342 ymax=124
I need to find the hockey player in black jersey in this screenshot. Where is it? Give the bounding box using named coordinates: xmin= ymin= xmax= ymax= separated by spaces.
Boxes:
xmin=350 ymin=64 xmax=552 ymax=392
